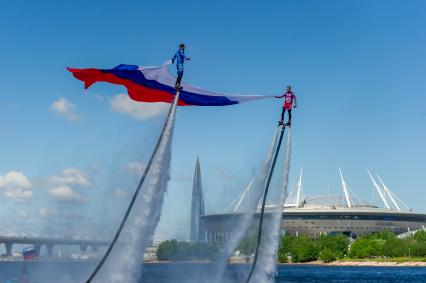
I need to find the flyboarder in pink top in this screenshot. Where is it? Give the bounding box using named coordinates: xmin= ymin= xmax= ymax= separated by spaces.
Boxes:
xmin=275 ymin=85 xmax=297 ymax=126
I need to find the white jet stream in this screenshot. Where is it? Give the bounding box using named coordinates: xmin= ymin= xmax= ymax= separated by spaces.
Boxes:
xmin=212 ymin=128 xmax=280 ymax=283
xmin=253 ymin=128 xmax=291 ymax=282
xmin=98 ymin=97 xmax=178 ymax=283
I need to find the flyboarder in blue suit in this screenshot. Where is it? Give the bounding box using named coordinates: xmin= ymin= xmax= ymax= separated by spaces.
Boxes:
xmin=171 ymin=43 xmax=190 ymax=89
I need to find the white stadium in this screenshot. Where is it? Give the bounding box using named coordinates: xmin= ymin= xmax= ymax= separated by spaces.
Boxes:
xmin=199 ymin=169 xmax=426 ymax=242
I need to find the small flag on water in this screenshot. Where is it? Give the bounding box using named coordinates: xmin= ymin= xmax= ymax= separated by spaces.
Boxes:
xmin=22 ymin=247 xmax=37 ymax=261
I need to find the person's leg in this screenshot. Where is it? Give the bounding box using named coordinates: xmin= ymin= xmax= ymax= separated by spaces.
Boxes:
xmin=281 ymin=108 xmax=285 ymax=122
xmin=288 ymin=109 xmax=292 ymax=124
xmin=176 ymin=70 xmax=183 ymax=86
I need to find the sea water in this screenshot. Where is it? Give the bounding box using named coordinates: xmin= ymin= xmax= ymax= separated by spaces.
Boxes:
xmin=1 ymin=262 xmax=426 ymax=283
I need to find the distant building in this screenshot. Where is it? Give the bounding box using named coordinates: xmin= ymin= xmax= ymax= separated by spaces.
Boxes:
xmin=190 ymin=158 xmax=205 ymax=242
xmin=200 ymin=169 xmax=426 ymax=242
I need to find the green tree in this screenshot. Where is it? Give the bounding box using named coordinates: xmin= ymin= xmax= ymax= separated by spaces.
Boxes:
xmin=276 ymin=229 xmax=426 ymax=263
xmin=290 ymin=235 xmax=319 ymax=263
xmin=157 ymin=239 xmax=178 ymax=261
xmin=280 ymin=235 xmax=296 ymax=255
xmin=410 ymin=242 xmax=426 ymax=257
xmin=381 ymin=238 xmax=407 ymax=257
xmin=238 ymin=234 xmax=257 ymax=256
xmin=278 ymin=251 xmax=289 ymax=263
xmin=414 ymin=230 xmax=426 ymax=242
xmin=278 ymin=234 xmax=349 ymax=263
xmin=278 ymin=235 xmax=295 ymax=263
xmin=319 ymin=234 xmax=349 ymax=258
xmin=193 ymin=242 xmax=219 ymax=260
xmin=157 ymin=240 xmax=219 ymax=261
xmin=367 ymin=230 xmax=396 ymax=241
xmin=349 ymin=238 xmax=382 ymax=259
xmin=177 ymin=241 xmax=193 ymax=260
xmin=319 ymin=248 xmax=336 ymax=263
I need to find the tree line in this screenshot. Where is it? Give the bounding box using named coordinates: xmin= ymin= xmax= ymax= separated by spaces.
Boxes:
xmin=156 ymin=230 xmax=426 ymax=263
xmin=156 ymin=239 xmax=219 ymax=261
xmin=278 ymin=230 xmax=426 ymax=263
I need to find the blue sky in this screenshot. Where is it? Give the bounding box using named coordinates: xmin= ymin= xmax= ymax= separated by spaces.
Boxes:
xmin=0 ymin=0 xmax=425 ymax=240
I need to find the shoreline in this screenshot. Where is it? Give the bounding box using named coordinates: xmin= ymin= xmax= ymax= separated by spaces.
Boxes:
xmin=144 ymin=260 xmax=426 ymax=267
xmin=296 ymin=260 xmax=426 ymax=267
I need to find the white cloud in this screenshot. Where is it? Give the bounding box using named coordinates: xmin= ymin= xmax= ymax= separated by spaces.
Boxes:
xmin=113 ymin=188 xmax=129 ymax=198
xmin=39 ymin=207 xmax=55 ymax=218
xmin=173 ymin=174 xmax=193 ymax=183
xmin=0 ymin=171 xmax=33 ymax=201
xmin=44 ymin=167 xmax=90 ymax=204
xmin=127 ymin=162 xmax=146 ymax=176
xmin=18 ymin=210 xmax=29 ymax=219
xmin=0 ymin=171 xmax=31 ymax=190
xmin=50 ymin=97 xmax=83 ymax=122
xmin=49 ymin=186 xmax=83 ymax=202
xmin=212 ymin=166 xmax=237 ymax=181
xmin=48 ymin=167 xmax=91 ymax=187
xmin=109 ymin=93 xmax=168 ymax=121
xmin=5 ymin=189 xmax=33 ymax=200
xmin=93 ymin=93 xmax=106 ymax=102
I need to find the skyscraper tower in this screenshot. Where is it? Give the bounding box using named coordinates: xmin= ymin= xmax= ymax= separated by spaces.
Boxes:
xmin=191 ymin=157 xmax=205 ymax=242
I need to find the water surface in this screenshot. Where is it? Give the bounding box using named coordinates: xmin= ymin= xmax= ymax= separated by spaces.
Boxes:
xmin=1 ymin=261 xmax=426 ymax=282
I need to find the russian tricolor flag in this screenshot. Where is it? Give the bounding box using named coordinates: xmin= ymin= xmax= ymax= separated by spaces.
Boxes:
xmin=68 ymin=63 xmax=273 ymax=106
xmin=23 ymin=247 xmax=37 ymax=261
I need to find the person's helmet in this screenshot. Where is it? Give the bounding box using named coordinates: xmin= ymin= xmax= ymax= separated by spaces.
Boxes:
xmin=179 ymin=43 xmax=185 ymax=49
xmin=287 ymin=85 xmax=292 ymax=90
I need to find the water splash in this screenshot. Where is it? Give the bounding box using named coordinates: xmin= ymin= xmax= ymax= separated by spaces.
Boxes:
xmin=212 ymin=128 xmax=280 ymax=283
xmin=96 ymin=100 xmax=178 ymax=283
xmin=253 ymin=128 xmax=291 ymax=282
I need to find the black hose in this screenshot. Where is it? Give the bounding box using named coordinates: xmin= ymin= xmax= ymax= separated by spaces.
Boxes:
xmin=244 ymin=125 xmax=286 ymax=283
xmin=86 ymin=92 xmax=180 ymax=283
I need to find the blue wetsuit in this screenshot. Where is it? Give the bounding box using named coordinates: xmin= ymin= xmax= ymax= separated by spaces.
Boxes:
xmin=171 ymin=49 xmax=187 ymax=86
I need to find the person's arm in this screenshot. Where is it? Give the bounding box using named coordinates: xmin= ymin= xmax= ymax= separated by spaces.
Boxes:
xmin=182 ymin=50 xmax=190 ymax=61
xmin=293 ymin=94 xmax=297 ymax=108
xmin=275 ymin=93 xmax=284 ymax=98
xmin=171 ymin=52 xmax=177 ymax=64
